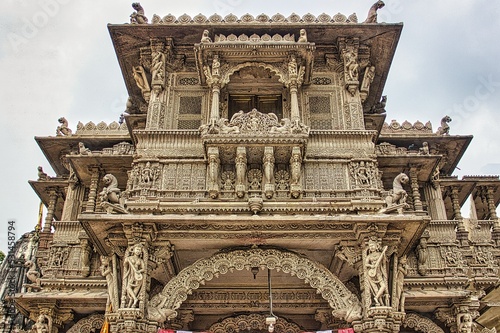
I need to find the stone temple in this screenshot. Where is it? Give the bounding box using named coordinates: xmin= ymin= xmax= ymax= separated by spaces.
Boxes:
xmin=1 ymin=3 xmax=499 ymax=333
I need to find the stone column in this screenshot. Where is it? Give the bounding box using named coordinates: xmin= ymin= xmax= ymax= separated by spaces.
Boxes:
xmin=85 ymin=166 xmax=101 ymax=213
xmin=423 ymin=183 xmax=447 ymax=220
xmin=33 ymin=304 xmax=73 ymax=333
xmin=451 ymin=186 xmax=468 ymax=245
xmin=207 ymin=147 xmax=220 ymax=199
xmin=235 ymin=147 xmax=247 ymax=198
xmin=208 ymin=55 xmax=222 ymax=123
xmin=108 ymin=222 xmax=163 ymax=333
xmin=263 ymin=147 xmax=275 ymax=199
xmin=289 ymin=146 xmax=302 ymax=199
xmin=42 ymin=189 xmax=58 ymax=233
xmin=146 ymin=39 xmax=172 ymax=130
xmin=410 ymin=168 xmax=423 ymax=211
xmin=484 ymin=186 xmax=500 ymax=244
xmin=339 ymin=37 xmax=365 ymax=130
xmin=352 ymin=224 xmax=405 ymax=333
xmin=61 ymin=175 xmax=85 ymax=221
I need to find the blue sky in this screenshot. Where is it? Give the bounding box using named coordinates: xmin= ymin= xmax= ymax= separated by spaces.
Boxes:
xmin=1 ymin=0 xmax=500 ymax=253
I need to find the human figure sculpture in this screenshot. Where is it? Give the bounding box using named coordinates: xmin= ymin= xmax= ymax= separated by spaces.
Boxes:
xmin=297 ymin=29 xmax=308 ymax=43
xmin=364 ymin=1 xmax=385 ymax=23
xmin=201 ymin=29 xmax=212 ymax=43
xmin=132 ymin=66 xmax=150 ymax=100
xmin=56 ymin=117 xmax=72 ymax=136
xmin=364 ymin=238 xmax=389 ymax=307
xmin=344 ymin=47 xmax=359 ymax=82
xmin=32 ymin=314 xmax=50 ymax=333
xmin=394 ymin=256 xmax=408 ymax=312
xmin=123 ymin=244 xmax=146 ymax=308
xmin=457 ymin=313 xmax=473 ymax=333
xmin=100 ymin=255 xmax=119 ymax=311
xmin=416 ymin=237 xmax=429 ymax=275
xmin=130 ymin=2 xmax=148 ymax=24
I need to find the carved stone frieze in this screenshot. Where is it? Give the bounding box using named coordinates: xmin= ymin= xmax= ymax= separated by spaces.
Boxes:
xmin=209 ymin=313 xmax=302 ymax=333
xmin=75 ymin=121 xmax=128 ymax=136
xmin=152 ymin=12 xmax=358 ymax=25
xmin=67 ymin=313 xmax=104 ymax=333
xmin=382 ymin=119 xmax=433 ymax=134
xmin=403 ymin=313 xmax=445 ymax=333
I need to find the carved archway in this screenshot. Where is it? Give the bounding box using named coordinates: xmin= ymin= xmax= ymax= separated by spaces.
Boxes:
xmin=67 ymin=313 xmax=104 ymax=333
xmin=151 ymin=248 xmax=360 ymax=321
xmin=403 ymin=313 xmax=445 ymax=333
xmin=209 ymin=313 xmax=301 ymax=333
xmin=222 ymin=62 xmax=287 ymax=87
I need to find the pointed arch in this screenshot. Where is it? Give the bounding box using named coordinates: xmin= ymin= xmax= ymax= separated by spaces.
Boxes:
xmin=149 ymin=248 xmax=360 ymax=322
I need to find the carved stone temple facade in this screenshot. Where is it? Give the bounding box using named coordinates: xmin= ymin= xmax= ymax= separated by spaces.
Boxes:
xmin=2 ymin=6 xmax=500 ymax=333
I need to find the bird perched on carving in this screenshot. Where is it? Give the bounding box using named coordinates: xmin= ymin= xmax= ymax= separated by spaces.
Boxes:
xmin=369 ymin=95 xmax=387 ymax=114
xmin=37 ymin=166 xmax=49 ymax=181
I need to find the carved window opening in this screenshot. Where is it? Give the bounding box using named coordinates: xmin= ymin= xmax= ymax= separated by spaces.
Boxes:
xmin=309 ymin=95 xmax=332 ymax=130
xmin=177 ymin=96 xmax=202 ymax=129
xmin=226 ymin=66 xmax=284 ymax=120
xmin=228 ymin=94 xmax=283 ymax=119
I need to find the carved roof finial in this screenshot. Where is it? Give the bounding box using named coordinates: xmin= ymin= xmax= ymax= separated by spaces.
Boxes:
xmin=363 ymin=1 xmax=385 ymax=23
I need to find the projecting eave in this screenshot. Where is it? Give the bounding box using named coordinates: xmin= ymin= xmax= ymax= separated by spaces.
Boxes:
xmin=377 ymin=134 xmax=473 ymax=176
xmin=35 ymin=135 xmax=132 ymax=177
xmin=108 ymin=19 xmax=402 ymax=112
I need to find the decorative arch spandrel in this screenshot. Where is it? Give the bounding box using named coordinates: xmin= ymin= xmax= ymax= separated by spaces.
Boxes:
xmin=147 ymin=248 xmax=361 ymax=323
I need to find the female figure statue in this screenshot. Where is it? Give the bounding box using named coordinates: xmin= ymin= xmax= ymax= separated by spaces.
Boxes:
xmin=122 ymin=244 xmax=146 ymax=308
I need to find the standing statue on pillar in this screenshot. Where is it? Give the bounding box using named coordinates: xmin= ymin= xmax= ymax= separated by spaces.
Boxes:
xmin=393 ymin=256 xmax=408 ymax=312
xmin=457 ymin=313 xmax=473 ymax=333
xmin=364 ymin=238 xmax=389 ymax=307
xmin=32 ymin=314 xmax=50 ymax=333
xmin=122 ymin=244 xmax=146 ymax=308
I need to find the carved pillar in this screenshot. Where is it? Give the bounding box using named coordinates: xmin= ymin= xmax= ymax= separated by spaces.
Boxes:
xmin=61 ymin=172 xmax=85 ymax=221
xmin=42 ymin=189 xmax=58 ymax=233
xmin=146 ymin=39 xmax=170 ymax=130
xmin=410 ymin=168 xmax=423 ymax=211
xmin=85 ymin=166 xmax=101 ymax=213
xmin=423 ymin=183 xmax=447 ymax=220
xmin=289 ymin=146 xmax=302 ymax=199
xmin=207 ymin=147 xmax=220 ymax=199
xmin=209 ymin=55 xmax=221 ymax=123
xmin=451 ymin=186 xmax=468 ymax=245
xmin=435 ymin=301 xmax=479 ymax=333
xmin=79 ymin=235 xmax=92 ymax=277
xmin=351 ymin=224 xmax=405 ymax=333
xmin=287 ymin=55 xmax=300 ymax=122
xmin=32 ymin=303 xmax=74 ymax=333
xmin=484 ymin=186 xmax=498 ymax=219
xmin=339 ymin=37 xmax=364 ymax=130
xmin=235 ymin=147 xmax=247 ymax=198
xmin=263 ymin=147 xmax=275 ymax=199
xmin=108 ymin=223 xmax=161 ymax=333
